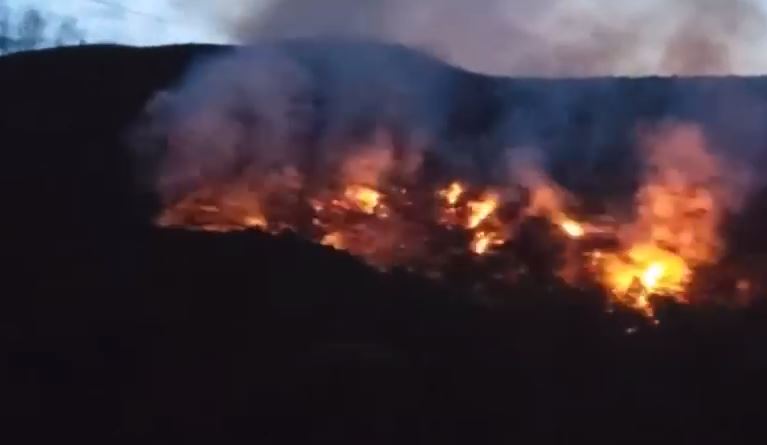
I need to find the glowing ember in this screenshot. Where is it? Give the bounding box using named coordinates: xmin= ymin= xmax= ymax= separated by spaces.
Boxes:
xmin=467 ymin=192 xmax=499 ymax=229
xmin=470 ymin=231 xmax=502 ymax=255
xmin=243 ymin=215 xmax=267 ymax=229
xmin=737 ymin=279 xmax=752 ymax=293
xmin=321 ymin=232 xmax=345 ymax=250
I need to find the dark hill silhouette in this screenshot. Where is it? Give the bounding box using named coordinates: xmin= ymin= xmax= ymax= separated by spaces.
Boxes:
xmin=1 ymin=43 xmax=767 ymax=444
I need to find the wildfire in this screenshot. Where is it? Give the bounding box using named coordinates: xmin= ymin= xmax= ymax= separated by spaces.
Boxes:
xmin=471 ymin=231 xmax=503 ymax=255
xmin=598 ymin=244 xmax=691 ymax=315
xmin=343 ymin=185 xmax=383 ymax=215
xmin=155 ymin=123 xmax=749 ymax=318
xmin=587 ymin=124 xmax=732 ymax=314
xmin=559 ymin=218 xmax=585 ymax=239
xmin=467 ymin=192 xmax=500 ymax=229
xmin=439 ymin=181 xmax=464 ymax=206
xmin=642 ymin=263 xmax=665 ymax=290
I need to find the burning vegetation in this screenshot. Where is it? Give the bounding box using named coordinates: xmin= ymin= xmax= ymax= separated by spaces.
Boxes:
xmin=155 ymin=119 xmax=756 ymax=320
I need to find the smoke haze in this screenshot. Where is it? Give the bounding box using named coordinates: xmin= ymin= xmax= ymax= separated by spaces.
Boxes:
xmin=207 ymin=0 xmax=767 ymax=76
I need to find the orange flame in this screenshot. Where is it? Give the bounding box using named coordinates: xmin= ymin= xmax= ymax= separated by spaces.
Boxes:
xmin=559 ymin=218 xmax=585 ymax=239
xmin=343 ymin=185 xmax=382 ymax=215
xmin=467 ymin=192 xmax=499 ymax=229
xmin=471 ymin=231 xmax=502 ymax=255
xmin=156 ymin=123 xmax=744 ymax=318
xmin=599 ymin=244 xmax=691 ymax=315
xmin=439 ymin=181 xmax=464 ymax=206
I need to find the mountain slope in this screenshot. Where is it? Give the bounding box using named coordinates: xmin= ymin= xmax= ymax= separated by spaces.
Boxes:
xmin=1 ymin=44 xmax=767 ymax=444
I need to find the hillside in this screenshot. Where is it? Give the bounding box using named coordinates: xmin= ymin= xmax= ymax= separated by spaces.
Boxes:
xmin=1 ymin=43 xmax=767 ymax=444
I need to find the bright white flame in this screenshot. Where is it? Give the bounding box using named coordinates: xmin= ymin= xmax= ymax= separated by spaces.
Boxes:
xmin=560 ymin=219 xmax=585 ymax=238
xmin=641 ymin=262 xmax=665 ymax=289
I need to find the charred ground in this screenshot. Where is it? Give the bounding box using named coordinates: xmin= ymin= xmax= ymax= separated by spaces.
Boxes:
xmin=1 ymin=44 xmax=767 ymax=444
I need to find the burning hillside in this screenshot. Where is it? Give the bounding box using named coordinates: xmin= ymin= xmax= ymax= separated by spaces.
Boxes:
xmin=119 ymin=41 xmax=767 ymax=322
xmin=8 ymin=43 xmax=767 ymax=445
xmin=155 ymin=118 xmax=754 ymax=319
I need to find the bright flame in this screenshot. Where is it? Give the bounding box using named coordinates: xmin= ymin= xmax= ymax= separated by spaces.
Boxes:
xmin=560 ymin=218 xmax=585 ymax=239
xmin=580 ymin=124 xmax=736 ymax=316
xmin=156 ymin=124 xmax=743 ymax=318
xmin=641 ymin=262 xmax=665 ymax=290
xmin=343 ymin=185 xmax=382 ymax=214
xmin=467 ymin=192 xmax=499 ymax=229
xmin=439 ymin=182 xmax=464 ymax=206
xmin=600 ymin=244 xmax=691 ymax=314
xmin=471 ymin=231 xmax=501 ymax=255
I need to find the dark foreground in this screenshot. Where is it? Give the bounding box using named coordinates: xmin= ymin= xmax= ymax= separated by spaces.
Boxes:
xmin=1 ymin=44 xmax=767 ymax=444
xmin=6 ymin=227 xmax=767 ymax=444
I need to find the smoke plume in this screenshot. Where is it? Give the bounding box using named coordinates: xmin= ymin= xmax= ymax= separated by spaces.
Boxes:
xmin=201 ymin=0 xmax=767 ymax=76
xmin=134 ymin=41 xmax=470 ymax=203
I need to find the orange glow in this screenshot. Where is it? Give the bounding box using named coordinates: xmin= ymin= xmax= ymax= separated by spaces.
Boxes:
xmin=471 ymin=231 xmax=501 ymax=255
xmin=467 ymin=192 xmax=499 ymax=229
xmin=641 ymin=262 xmax=665 ymax=290
xmin=598 ymin=244 xmax=691 ymax=315
xmin=439 ymin=182 xmax=464 ymax=206
xmin=321 ymin=232 xmax=345 ymax=250
xmin=156 ymin=123 xmax=744 ymax=318
xmin=737 ymin=279 xmax=752 ymax=293
xmin=559 ymin=218 xmax=585 ymax=239
xmin=343 ymin=185 xmax=382 ymax=215
xmin=243 ymin=214 xmax=267 ymax=229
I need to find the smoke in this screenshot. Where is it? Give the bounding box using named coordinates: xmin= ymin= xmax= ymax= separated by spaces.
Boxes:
xmin=133 ymin=40 xmax=470 ymax=204
xmin=125 ymin=0 xmax=767 ymax=312
xmin=135 ymin=45 xmax=313 ymax=200
xmin=134 ymin=39 xmax=767 ymax=210
xmin=131 ymin=32 xmax=767 ymax=306
xmin=137 ymin=1 xmax=767 ymax=203
xmin=628 ymin=122 xmax=749 ymax=262
xmin=0 ymin=5 xmax=86 ymax=55
xmin=203 ymin=0 xmax=767 ymax=76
